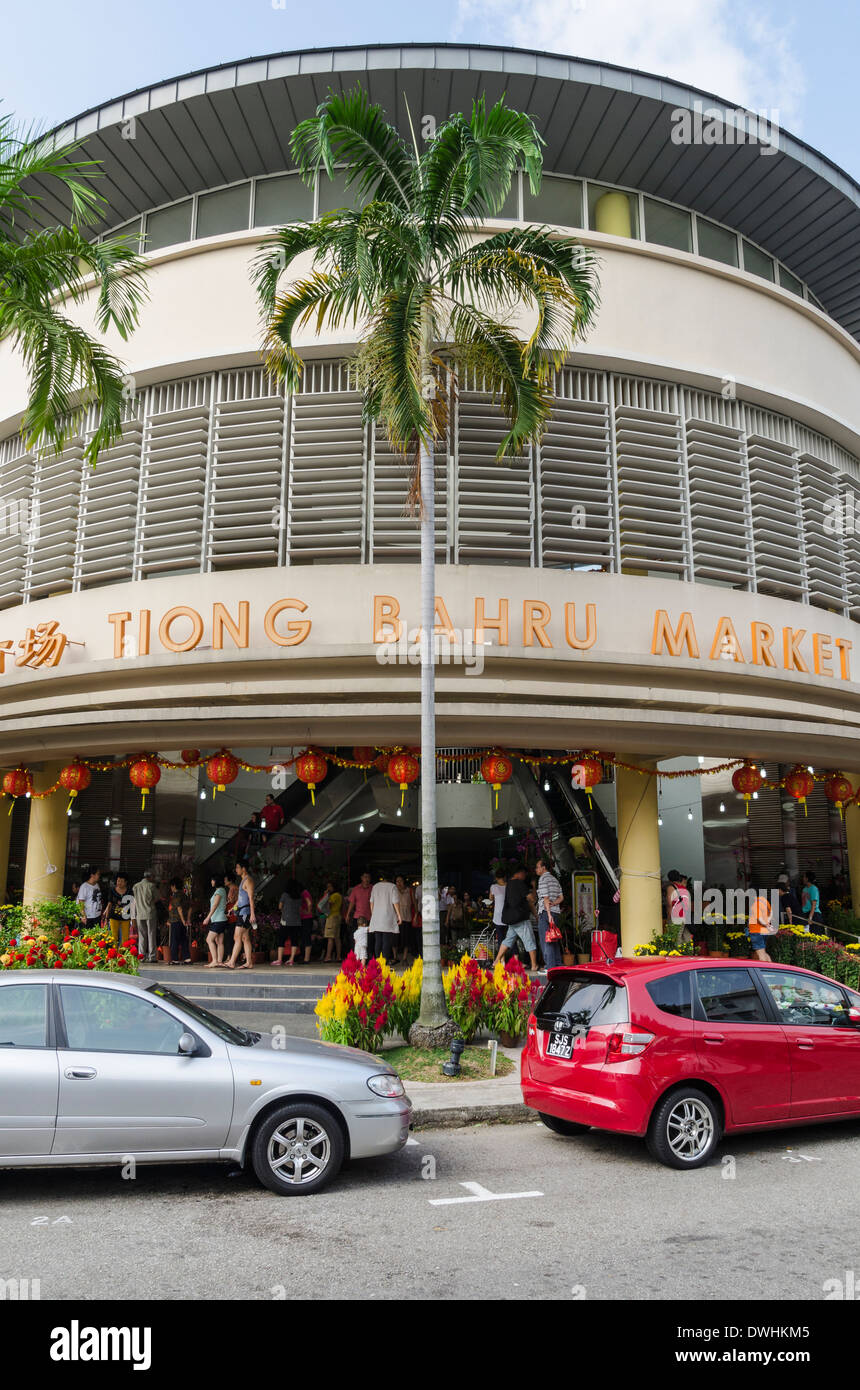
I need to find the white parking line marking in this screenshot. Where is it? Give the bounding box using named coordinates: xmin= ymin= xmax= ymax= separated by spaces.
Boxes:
xmin=405 ymin=1137 xmax=420 ymax=1146
xmin=781 ymin=1153 xmax=822 ymax=1163
xmin=429 ymin=1181 xmax=543 ymax=1206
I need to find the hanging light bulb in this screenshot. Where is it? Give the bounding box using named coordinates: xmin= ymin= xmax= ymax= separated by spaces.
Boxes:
xmin=508 ymin=826 xmax=514 ymax=836
xmin=104 ymin=817 xmax=110 ymax=826
xmin=697 ymin=755 xmax=704 ymax=764
xmin=25 ymin=791 xmax=31 ymax=799
xmin=200 ymin=790 xmax=206 ymax=801
xmin=142 ymin=826 xmax=148 ymax=836
xmin=528 ymin=808 xmax=534 ymax=819
xmin=312 ymin=831 xmax=319 ymax=839
xmin=658 ymin=815 xmax=663 ymax=826
xmin=396 ymin=808 xmax=402 ymax=817
xmin=67 ymin=807 xmax=72 ymax=817
xmin=807 ymin=766 xmax=814 ymax=774
xmin=687 ymin=809 xmax=693 ymax=820
xmin=543 ymin=780 xmax=550 ymax=792
xmin=210 ymin=835 xmax=216 ymax=844
xmin=719 ymin=802 xmax=725 ymax=813
xmin=759 ymin=767 xmax=768 ymax=780
xmin=359 ymin=823 xmax=365 ymax=833
xmin=752 ymin=791 xmax=759 ymax=800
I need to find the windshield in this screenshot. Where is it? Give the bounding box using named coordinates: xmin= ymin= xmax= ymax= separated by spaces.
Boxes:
xmin=146 ymin=984 xmax=259 ymax=1045
xmin=535 ymin=973 xmax=628 ymax=1030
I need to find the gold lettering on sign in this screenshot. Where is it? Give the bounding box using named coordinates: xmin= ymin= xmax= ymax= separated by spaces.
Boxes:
xmin=812 ymin=633 xmax=833 ymax=677
xmin=373 ymin=595 xmax=402 ymax=643
xmin=836 ymin=638 xmax=852 ymax=681
xmin=523 ymin=601 xmax=552 ymax=648
xmin=433 ymin=597 xmax=456 ymax=639
xmin=213 ymin=602 xmax=249 ymax=651
xmin=474 ymin=598 xmax=509 ymax=646
xmin=564 ymin=603 xmax=597 ymax=650
xmin=782 ymin=627 xmax=808 ymax=673
xmin=108 ymin=612 xmax=131 ymax=659
xmin=651 ymin=610 xmax=700 ymax=658
xmin=750 ymin=622 xmax=776 ymax=668
xmin=138 ymin=609 xmax=151 ymax=656
xmin=159 ymin=606 xmax=204 ymax=653
xmin=709 ymin=616 xmax=745 ymax=663
xmin=264 ymin=599 xmax=311 ymax=647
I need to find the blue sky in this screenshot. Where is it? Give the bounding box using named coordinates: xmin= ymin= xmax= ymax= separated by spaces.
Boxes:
xmin=3 ymin=0 xmax=859 ymax=179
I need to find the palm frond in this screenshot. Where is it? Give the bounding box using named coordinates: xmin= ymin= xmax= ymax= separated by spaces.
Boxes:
xmin=291 ymin=86 xmax=415 ymax=210
xmin=446 ymin=299 xmax=553 ymax=457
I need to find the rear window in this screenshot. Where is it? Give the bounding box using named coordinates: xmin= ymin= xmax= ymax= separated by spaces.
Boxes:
xmin=646 ymin=972 xmax=693 ymax=1019
xmin=535 ymin=973 xmax=628 ymax=1030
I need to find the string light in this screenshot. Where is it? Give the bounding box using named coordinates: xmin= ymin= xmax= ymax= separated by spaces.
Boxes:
xmin=658 ymin=815 xmax=663 ymax=826
xmin=719 ymin=802 xmax=725 ymax=813
xmin=543 ymin=780 xmax=550 ymax=792
xmin=508 ymin=826 xmax=514 ymax=836
xmin=687 ymin=809 xmax=693 ymax=820
xmin=104 ymin=817 xmax=110 ymax=826
xmin=528 ymin=808 xmax=534 ymax=819
xmin=359 ymin=823 xmax=365 ymax=833
xmin=142 ymin=827 xmax=148 ymax=836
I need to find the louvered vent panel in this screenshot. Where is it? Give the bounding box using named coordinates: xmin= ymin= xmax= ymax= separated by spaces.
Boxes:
xmin=841 ymin=475 xmax=860 ymax=620
xmin=137 ymin=385 xmax=210 ymax=576
xmin=747 ymin=435 xmax=804 ymax=599
xmin=76 ymin=411 xmax=142 ymax=590
xmin=371 ymin=423 xmax=448 ymax=561
xmin=614 ymin=404 xmax=686 ymax=575
xmin=800 ymin=452 xmax=846 ymax=612
xmin=539 ymin=384 xmax=611 ymax=570
xmin=456 ymin=387 xmax=532 ymax=563
xmin=288 ymin=363 xmax=364 ymax=563
xmin=26 ymin=438 xmax=85 ymax=598
xmin=0 ymin=435 xmax=34 ymax=608
xmin=209 ymin=380 xmax=284 ymax=569
xmin=686 ymin=418 xmax=749 ymax=586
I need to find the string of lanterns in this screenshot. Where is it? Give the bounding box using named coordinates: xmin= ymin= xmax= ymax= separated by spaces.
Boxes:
xmin=1 ymin=749 xmax=857 ymax=818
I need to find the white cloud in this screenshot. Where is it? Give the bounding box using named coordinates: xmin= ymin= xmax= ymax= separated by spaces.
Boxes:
xmin=453 ymin=0 xmax=805 ymax=128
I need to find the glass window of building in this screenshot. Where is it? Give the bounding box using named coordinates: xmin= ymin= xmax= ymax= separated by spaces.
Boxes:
xmin=742 ymin=240 xmax=775 ymax=281
xmin=643 ymin=197 xmax=692 ymax=252
xmin=144 ymin=199 xmax=193 ymax=252
xmin=196 ymin=183 xmax=251 ymax=239
xmin=523 ymin=175 xmax=582 ymax=228
xmin=106 ymin=217 xmax=142 ymax=252
xmin=488 ymin=176 xmax=519 ymax=219
xmin=317 ymin=168 xmax=370 ymax=216
xmin=778 ymin=264 xmax=804 ymax=297
xmin=254 ymin=172 xmax=314 ymax=226
xmin=696 ymin=218 xmax=739 ymax=267
xmin=587 ymin=183 xmax=639 ymax=239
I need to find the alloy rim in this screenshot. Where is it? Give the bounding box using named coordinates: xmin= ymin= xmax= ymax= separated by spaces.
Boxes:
xmin=267 ymin=1117 xmax=331 ymax=1184
xmin=666 ymin=1098 xmax=714 ymax=1161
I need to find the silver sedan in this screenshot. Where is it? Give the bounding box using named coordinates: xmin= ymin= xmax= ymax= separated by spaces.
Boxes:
xmin=0 ymin=969 xmax=412 ymax=1194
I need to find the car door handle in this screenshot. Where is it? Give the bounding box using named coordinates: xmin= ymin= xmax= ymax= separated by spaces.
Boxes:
xmin=795 ymin=1039 xmax=815 ymax=1050
xmin=703 ymin=1034 xmax=724 ymax=1044
xmin=64 ymin=1067 xmax=97 ymax=1079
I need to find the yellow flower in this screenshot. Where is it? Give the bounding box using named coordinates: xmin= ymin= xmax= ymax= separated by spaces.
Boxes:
xmin=0 ymin=953 xmax=10 ymax=966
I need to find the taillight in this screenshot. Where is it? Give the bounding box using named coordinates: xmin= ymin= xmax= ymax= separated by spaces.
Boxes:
xmin=606 ymin=1030 xmax=655 ymax=1061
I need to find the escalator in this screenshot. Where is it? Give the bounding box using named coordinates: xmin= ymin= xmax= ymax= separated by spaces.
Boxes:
xmin=542 ymin=765 xmax=619 ymax=896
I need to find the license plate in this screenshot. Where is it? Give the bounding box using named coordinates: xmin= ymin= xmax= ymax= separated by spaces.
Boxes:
xmin=547 ymin=1032 xmax=574 ymax=1059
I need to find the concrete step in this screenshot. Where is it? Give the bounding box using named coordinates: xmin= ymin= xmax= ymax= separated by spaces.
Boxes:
xmin=140 ymin=965 xmax=333 ymax=1015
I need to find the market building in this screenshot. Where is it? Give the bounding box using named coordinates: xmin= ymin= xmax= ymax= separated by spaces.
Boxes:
xmin=3 ymin=42 xmax=860 ymax=949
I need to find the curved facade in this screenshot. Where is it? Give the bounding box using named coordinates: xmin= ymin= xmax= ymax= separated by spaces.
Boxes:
xmin=5 ymin=43 xmax=860 ymax=927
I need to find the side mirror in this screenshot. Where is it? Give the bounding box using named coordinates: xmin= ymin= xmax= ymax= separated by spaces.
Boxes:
xmin=178 ymin=1031 xmax=198 ymax=1055
xmin=846 ymin=1007 xmax=860 ymax=1028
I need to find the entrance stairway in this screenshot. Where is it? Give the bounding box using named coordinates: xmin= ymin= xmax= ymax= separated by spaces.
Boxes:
xmin=140 ymin=963 xmax=336 ymax=1019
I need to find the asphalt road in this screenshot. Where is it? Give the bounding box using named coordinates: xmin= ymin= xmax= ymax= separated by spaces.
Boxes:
xmin=3 ymin=1116 xmax=860 ymax=1301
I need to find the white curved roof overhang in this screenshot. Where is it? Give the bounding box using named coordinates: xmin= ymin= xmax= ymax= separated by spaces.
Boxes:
xmin=21 ymin=43 xmax=860 ymax=341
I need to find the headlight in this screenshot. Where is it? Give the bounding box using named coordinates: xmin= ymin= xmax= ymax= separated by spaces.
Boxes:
xmin=366 ymin=1072 xmax=405 ymax=1097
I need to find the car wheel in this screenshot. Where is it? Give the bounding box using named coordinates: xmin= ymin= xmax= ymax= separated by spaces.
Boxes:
xmin=646 ymin=1088 xmax=721 ymax=1169
xmin=538 ymin=1112 xmax=591 ymax=1136
xmin=251 ymin=1102 xmax=344 ymax=1195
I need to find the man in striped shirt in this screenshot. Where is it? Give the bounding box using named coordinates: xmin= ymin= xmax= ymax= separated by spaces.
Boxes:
xmin=536 ymin=857 xmax=564 ymax=970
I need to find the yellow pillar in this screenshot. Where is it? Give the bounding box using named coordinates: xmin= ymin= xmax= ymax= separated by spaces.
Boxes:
xmin=23 ymin=761 xmax=68 ymax=905
xmin=845 ymin=801 xmax=860 ymax=917
xmin=594 ymin=191 xmax=632 ymax=238
xmin=616 ymin=759 xmax=663 ymax=954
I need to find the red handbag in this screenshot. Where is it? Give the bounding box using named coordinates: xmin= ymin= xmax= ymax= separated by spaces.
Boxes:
xmin=545 ymin=913 xmax=562 ymax=943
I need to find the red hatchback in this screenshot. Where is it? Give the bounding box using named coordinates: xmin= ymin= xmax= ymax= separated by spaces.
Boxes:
xmin=521 ymin=957 xmax=860 ymax=1168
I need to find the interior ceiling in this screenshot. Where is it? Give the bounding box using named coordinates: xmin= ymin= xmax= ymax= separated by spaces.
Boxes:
xmin=21 ymin=43 xmax=860 ymax=340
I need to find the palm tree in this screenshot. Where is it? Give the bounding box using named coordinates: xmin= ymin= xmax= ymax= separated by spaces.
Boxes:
xmin=0 ymin=113 xmax=147 ymax=465
xmin=253 ymin=86 xmax=599 ymax=1042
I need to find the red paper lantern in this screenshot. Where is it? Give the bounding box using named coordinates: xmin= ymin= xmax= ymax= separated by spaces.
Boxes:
xmin=129 ymin=756 xmax=161 ymax=809
xmin=731 ymin=762 xmax=763 ymax=815
xmin=181 ymin=748 xmax=201 ymax=765
xmin=373 ymin=753 xmax=390 ymax=775
xmin=296 ymin=750 xmax=328 ymax=805
xmin=387 ymin=752 xmax=420 ymax=806
xmin=205 ymin=750 xmax=239 ymax=797
xmin=784 ymin=765 xmax=815 ymax=817
xmin=824 ymin=772 xmax=853 ymax=819
xmin=2 ymin=766 xmax=31 ymax=812
xmin=59 ymin=759 xmax=92 ymax=813
xmin=480 ymin=753 xmax=513 ymax=809
xmin=571 ymin=755 xmax=604 ymax=804
xmin=352 ymin=746 xmax=374 ymax=764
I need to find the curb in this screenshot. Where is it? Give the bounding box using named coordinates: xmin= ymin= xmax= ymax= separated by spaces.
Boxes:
xmin=411 ymin=1101 xmax=532 ymax=1129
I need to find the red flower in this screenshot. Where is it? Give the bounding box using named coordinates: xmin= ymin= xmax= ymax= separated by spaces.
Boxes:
xmin=86 ymin=961 xmax=96 ymax=969
xmin=374 ymin=1011 xmax=387 ymax=1032
xmin=107 ymin=948 xmax=117 ymax=960
xmin=359 ymin=1007 xmax=368 ymax=1026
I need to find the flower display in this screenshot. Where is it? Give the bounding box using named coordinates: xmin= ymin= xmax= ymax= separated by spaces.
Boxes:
xmin=0 ymin=926 xmax=139 ymax=974
xmin=315 ymin=952 xmax=394 ymax=1052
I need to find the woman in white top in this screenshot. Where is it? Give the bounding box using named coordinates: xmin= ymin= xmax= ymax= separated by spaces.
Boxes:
xmin=368 ymin=872 xmax=402 ymax=965
xmin=394 ymin=875 xmax=414 ymax=962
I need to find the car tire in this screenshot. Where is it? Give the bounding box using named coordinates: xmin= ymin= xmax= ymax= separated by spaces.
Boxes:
xmin=538 ymin=1112 xmax=591 ymax=1136
xmin=646 ymin=1087 xmax=722 ymax=1169
xmin=251 ymin=1102 xmax=344 ymax=1195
